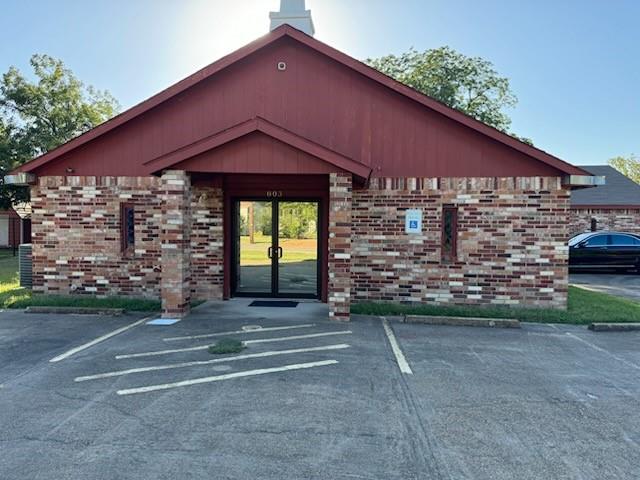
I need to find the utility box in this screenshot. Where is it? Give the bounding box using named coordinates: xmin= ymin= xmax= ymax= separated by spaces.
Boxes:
xmin=19 ymin=243 xmax=32 ymax=288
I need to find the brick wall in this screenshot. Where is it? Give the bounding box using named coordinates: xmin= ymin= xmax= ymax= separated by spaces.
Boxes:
xmin=160 ymin=171 xmax=192 ymax=317
xmin=32 ymin=173 xmax=572 ymax=313
xmin=190 ymin=185 xmax=224 ymax=300
xmin=328 ymin=173 xmax=352 ymax=319
xmin=569 ymin=208 xmax=640 ymax=237
xmin=31 ymin=176 xmax=163 ymax=298
xmin=31 ymin=175 xmax=225 ymax=303
xmin=352 ymin=177 xmax=571 ymax=309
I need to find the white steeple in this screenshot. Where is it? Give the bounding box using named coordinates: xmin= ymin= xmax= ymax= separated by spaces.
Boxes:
xmin=269 ymin=0 xmax=315 ymax=36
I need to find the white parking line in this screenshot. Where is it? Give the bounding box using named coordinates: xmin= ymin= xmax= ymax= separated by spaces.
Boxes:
xmin=49 ymin=316 xmax=153 ymax=363
xmin=163 ymin=324 xmax=315 ymax=342
xmin=75 ymin=344 xmax=350 ymax=382
xmin=115 ymin=330 xmax=353 ymax=359
xmin=117 ymin=359 xmax=339 ymax=395
xmin=566 ymin=332 xmax=640 ymax=371
xmin=243 ymin=330 xmax=352 ymax=345
xmin=381 ymin=318 xmax=413 ymax=375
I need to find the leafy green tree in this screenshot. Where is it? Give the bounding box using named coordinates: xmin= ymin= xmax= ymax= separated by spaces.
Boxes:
xmin=609 ymin=154 xmax=640 ymax=184
xmin=365 ymin=46 xmax=529 ymax=141
xmin=0 ymin=54 xmax=119 ymax=208
xmin=279 ymin=203 xmax=317 ymax=240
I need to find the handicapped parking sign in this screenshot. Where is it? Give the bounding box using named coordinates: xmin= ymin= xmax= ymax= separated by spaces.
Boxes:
xmin=405 ymin=209 xmax=422 ymax=234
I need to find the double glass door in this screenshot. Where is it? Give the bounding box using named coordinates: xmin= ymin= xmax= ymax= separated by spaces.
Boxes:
xmin=233 ymin=200 xmax=320 ymax=298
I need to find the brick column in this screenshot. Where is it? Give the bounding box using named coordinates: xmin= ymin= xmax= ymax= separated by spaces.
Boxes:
xmin=328 ymin=173 xmax=352 ymax=321
xmin=161 ymin=170 xmax=191 ymax=318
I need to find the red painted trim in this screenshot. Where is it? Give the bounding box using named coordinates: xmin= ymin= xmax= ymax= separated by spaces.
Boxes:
xmin=143 ymin=117 xmax=372 ymax=180
xmin=15 ymin=25 xmax=586 ymax=177
xmin=572 ymin=205 xmax=640 ymax=210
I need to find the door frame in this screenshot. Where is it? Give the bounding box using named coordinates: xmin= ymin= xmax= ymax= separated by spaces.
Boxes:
xmin=222 ymin=174 xmax=330 ymax=302
xmin=230 ymin=198 xmax=323 ymax=299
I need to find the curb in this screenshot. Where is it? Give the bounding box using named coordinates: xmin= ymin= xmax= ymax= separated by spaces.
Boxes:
xmin=351 ymin=313 xmax=520 ymax=329
xmin=588 ymin=322 xmax=640 ymax=332
xmin=25 ymin=306 xmax=125 ymax=316
xmin=403 ymin=315 xmax=520 ymax=329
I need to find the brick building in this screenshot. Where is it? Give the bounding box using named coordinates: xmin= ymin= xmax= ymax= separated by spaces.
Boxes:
xmin=570 ymin=165 xmax=640 ymax=237
xmin=6 ymin=25 xmax=600 ymax=319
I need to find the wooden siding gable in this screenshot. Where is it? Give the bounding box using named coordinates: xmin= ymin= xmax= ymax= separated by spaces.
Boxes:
xmin=14 ymin=25 xmax=588 ymax=179
xmin=143 ymin=117 xmax=371 ymax=180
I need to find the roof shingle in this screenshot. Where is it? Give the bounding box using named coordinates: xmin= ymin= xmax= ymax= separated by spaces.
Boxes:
xmin=572 ymin=165 xmax=640 ymax=206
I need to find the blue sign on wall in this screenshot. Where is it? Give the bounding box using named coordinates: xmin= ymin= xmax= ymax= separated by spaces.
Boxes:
xmin=405 ymin=209 xmax=423 ymax=234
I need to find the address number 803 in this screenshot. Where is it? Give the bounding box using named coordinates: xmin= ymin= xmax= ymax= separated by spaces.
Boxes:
xmin=266 ymin=191 xmax=283 ymax=198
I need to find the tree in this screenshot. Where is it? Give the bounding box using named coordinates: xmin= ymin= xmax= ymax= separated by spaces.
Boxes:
xmin=0 ymin=54 xmax=119 ymax=208
xmin=609 ymin=154 xmax=640 ymax=184
xmin=365 ymin=46 xmax=527 ymax=140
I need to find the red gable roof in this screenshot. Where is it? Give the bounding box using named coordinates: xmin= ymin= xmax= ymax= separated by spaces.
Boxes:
xmin=15 ymin=24 xmax=588 ymax=177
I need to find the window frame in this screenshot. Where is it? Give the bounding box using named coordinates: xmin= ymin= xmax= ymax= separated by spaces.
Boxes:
xmin=441 ymin=205 xmax=458 ymax=263
xmin=120 ymin=203 xmax=135 ymax=255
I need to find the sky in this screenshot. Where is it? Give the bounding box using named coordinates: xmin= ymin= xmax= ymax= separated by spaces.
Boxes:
xmin=0 ymin=0 xmax=638 ymax=166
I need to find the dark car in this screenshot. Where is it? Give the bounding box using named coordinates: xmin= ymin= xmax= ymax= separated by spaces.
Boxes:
xmin=569 ymin=231 xmax=640 ymax=272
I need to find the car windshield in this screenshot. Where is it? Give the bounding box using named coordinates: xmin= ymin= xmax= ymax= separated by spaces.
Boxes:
xmin=568 ymin=233 xmax=593 ymax=246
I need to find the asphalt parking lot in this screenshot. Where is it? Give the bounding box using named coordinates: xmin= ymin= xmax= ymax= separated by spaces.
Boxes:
xmin=570 ymin=272 xmax=640 ymax=302
xmin=1 ymin=300 xmax=639 ymax=480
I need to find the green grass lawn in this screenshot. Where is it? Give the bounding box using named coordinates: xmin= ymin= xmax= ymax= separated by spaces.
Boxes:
xmin=240 ymin=234 xmax=316 ymax=265
xmin=0 ymin=250 xmax=161 ymax=312
xmin=352 ymin=285 xmax=640 ymax=325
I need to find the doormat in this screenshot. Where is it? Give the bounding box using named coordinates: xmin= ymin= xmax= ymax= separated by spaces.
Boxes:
xmin=146 ymin=318 xmax=181 ymax=325
xmin=249 ymin=301 xmax=299 ymax=308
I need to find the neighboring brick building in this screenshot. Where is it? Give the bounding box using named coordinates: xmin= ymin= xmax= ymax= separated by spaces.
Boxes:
xmin=7 ymin=25 xmax=598 ymax=319
xmin=570 ymin=165 xmax=640 ymax=237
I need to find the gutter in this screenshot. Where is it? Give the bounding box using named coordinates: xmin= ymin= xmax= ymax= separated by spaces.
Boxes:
xmin=4 ymin=172 xmax=37 ymax=186
xmin=562 ymin=175 xmax=606 ymax=188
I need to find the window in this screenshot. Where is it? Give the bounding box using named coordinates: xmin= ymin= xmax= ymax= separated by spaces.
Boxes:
xmin=610 ymin=234 xmax=640 ymax=246
xmin=569 ymin=232 xmax=592 ymax=246
xmin=441 ymin=205 xmax=458 ymax=262
xmin=590 ymin=218 xmax=597 ymax=232
xmin=585 ymin=234 xmax=607 ymax=247
xmin=121 ymin=203 xmax=135 ymax=253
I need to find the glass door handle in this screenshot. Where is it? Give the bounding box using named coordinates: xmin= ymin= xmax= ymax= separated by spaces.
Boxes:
xmin=267 ymin=246 xmax=273 ymax=259
xmin=277 ymin=246 xmax=283 ymax=259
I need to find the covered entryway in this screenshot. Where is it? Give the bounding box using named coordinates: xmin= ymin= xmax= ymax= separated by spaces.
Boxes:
xmin=232 ymin=199 xmax=321 ymax=298
xmin=143 ymin=116 xmax=372 ymax=319
xmin=223 ymin=174 xmax=329 ymax=302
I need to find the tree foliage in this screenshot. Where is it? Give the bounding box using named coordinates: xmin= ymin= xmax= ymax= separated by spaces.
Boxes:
xmin=365 ymin=46 xmax=529 ymax=141
xmin=609 ymin=154 xmax=640 ymax=184
xmin=0 ymin=54 xmax=119 ymax=208
xmin=279 ymin=203 xmax=317 ymax=240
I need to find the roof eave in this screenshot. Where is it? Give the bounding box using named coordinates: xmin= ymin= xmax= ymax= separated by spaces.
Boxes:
xmin=562 ymin=175 xmax=606 ymax=188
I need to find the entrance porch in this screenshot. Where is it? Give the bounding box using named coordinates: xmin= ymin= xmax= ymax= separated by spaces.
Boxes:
xmin=159 ymin=170 xmax=354 ymax=320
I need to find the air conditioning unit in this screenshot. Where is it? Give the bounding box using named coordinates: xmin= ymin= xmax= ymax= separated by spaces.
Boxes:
xmin=19 ymin=243 xmax=32 ymax=288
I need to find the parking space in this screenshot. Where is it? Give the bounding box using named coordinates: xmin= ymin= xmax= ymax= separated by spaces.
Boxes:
xmin=1 ymin=302 xmax=640 ymax=479
xmin=393 ymin=321 xmax=640 ymax=479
